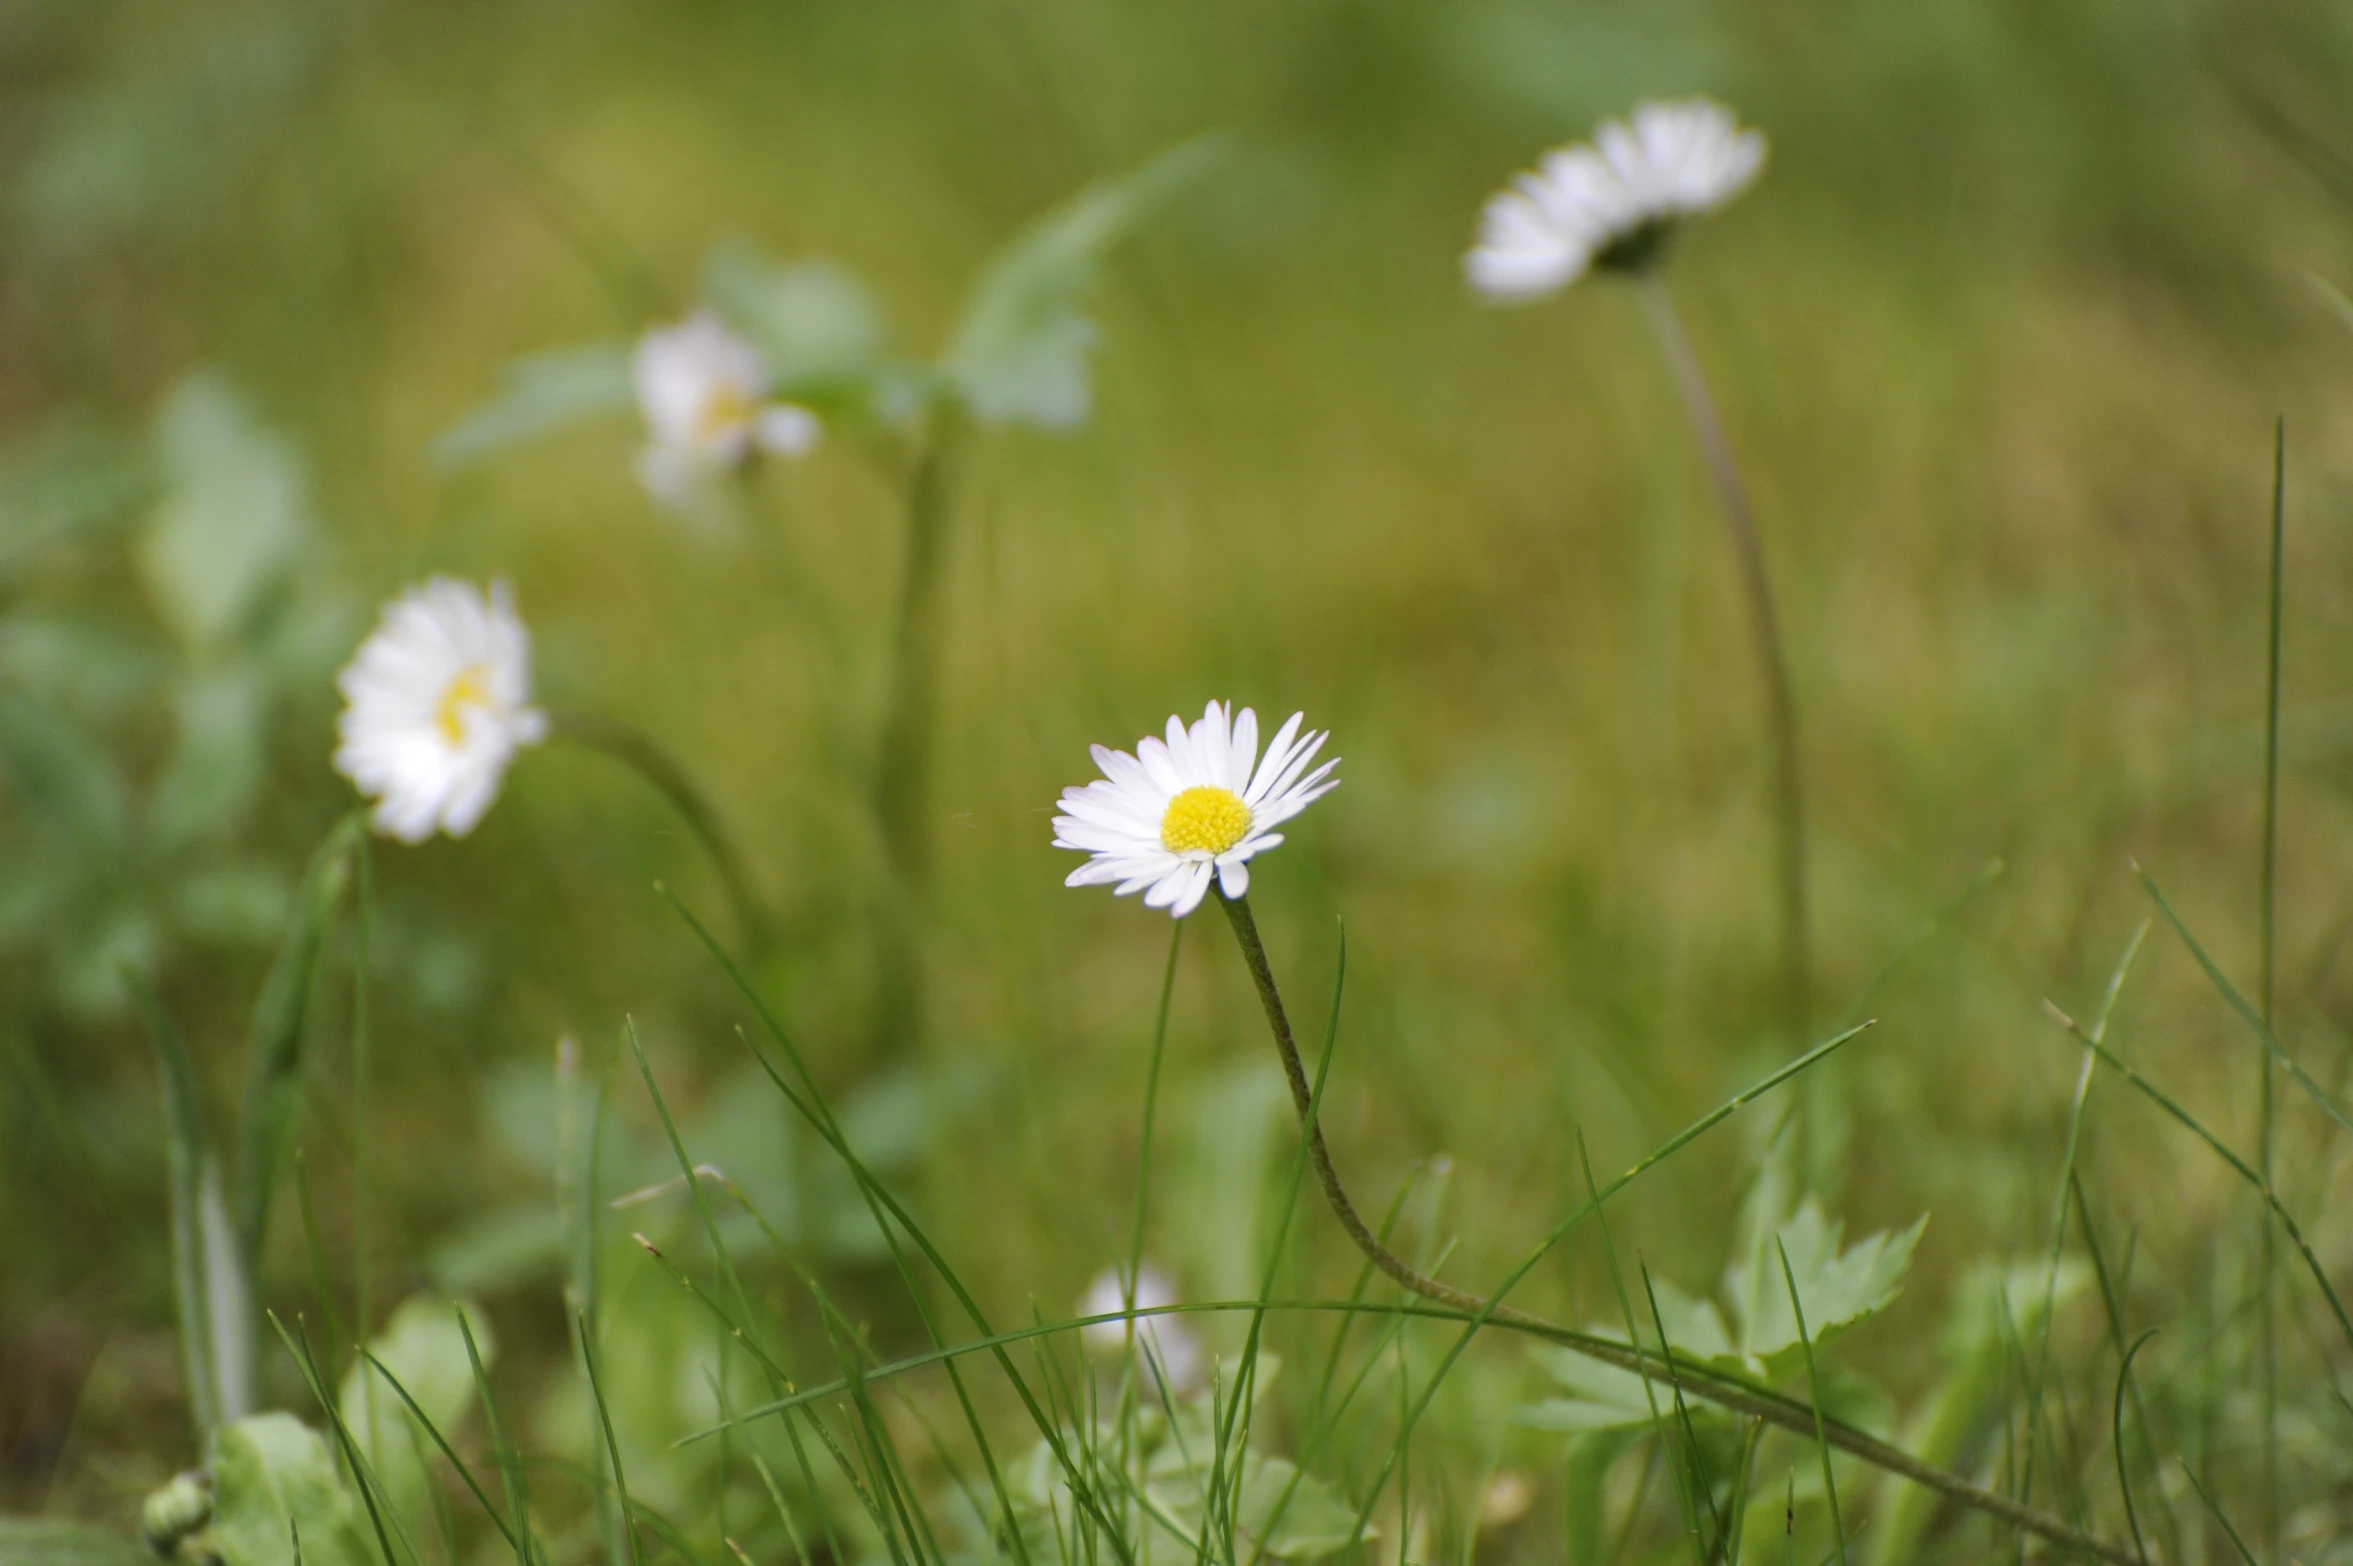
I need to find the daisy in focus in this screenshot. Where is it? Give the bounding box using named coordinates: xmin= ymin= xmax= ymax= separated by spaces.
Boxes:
xmin=334 ymin=577 xmax=549 ymax=843
xmin=1465 ymin=97 xmax=1765 ymax=303
xmin=1052 ymin=701 xmax=1338 ymax=918
xmin=633 ymin=310 xmax=822 ymax=507
xmin=1078 ymin=1263 xmax=1203 ymax=1395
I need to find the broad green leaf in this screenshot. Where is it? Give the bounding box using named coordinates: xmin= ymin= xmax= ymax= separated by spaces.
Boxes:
xmin=0 ymin=1517 xmax=155 ymax=1566
xmin=703 ymin=244 xmax=887 ymax=382
xmin=1515 ymin=1348 xmax=1659 ymax=1435
xmin=424 ymin=1205 xmax=565 ymax=1295
xmin=147 ymin=668 xmax=269 ymax=855
xmin=1147 ymin=1448 xmax=1365 ymax=1561
xmin=941 ymin=137 xmax=1219 ymax=428
xmin=1723 ymin=1201 xmax=1926 ymax=1383
xmin=431 ymin=343 xmax=634 ymax=469
xmin=140 ymin=375 xmax=311 ymax=653
xmin=208 ymin=1413 xmax=374 ymax=1566
xmin=339 ymin=1296 xmax=495 ymax=1535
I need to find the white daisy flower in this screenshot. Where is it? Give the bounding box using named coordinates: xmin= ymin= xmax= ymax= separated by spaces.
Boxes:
xmin=1465 ymin=97 xmax=1766 ymax=303
xmin=333 ymin=576 xmax=549 ymax=843
xmin=1052 ymin=701 xmax=1339 ymax=918
xmin=633 ymin=310 xmax=821 ymax=507
xmin=1078 ymin=1263 xmax=1203 ymax=1394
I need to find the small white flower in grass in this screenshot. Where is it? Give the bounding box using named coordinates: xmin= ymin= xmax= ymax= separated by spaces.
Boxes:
xmin=633 ymin=310 xmax=821 ymax=508
xmin=1053 ymin=701 xmax=1339 ymax=919
xmin=1079 ymin=1264 xmax=1202 ymax=1394
xmin=334 ymin=576 xmax=548 ymax=843
xmin=1465 ymin=97 xmax=1765 ymax=303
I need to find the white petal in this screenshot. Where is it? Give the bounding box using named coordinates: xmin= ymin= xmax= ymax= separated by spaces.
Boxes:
xmin=1216 ymin=858 xmax=1249 ymax=900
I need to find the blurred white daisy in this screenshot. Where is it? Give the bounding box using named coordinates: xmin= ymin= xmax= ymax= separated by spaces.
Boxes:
xmin=1079 ymin=1263 xmax=1202 ymax=1395
xmin=633 ymin=311 xmax=821 ymax=507
xmin=1053 ymin=701 xmax=1338 ymax=918
xmin=334 ymin=577 xmax=548 ymax=843
xmin=1465 ymin=97 xmax=1765 ymax=303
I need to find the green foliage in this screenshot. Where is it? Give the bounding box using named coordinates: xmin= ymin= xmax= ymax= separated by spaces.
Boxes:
xmin=207 ymin=1414 xmax=374 ymax=1566
xmin=139 ymin=376 xmax=312 ymax=656
xmin=0 ymin=1519 xmax=153 ymax=1566
xmin=339 ymin=1296 xmax=495 ymax=1543
xmin=431 ymin=345 xmax=634 ymax=470
xmin=941 ymin=138 xmax=1218 ymax=428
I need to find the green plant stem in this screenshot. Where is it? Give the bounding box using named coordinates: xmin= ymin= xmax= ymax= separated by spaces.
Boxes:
xmin=2257 ymin=418 xmax=2284 ymax=1559
xmin=866 ymin=409 xmax=964 ymax=1056
xmin=1635 ymin=272 xmax=1809 ymax=1048
xmin=1214 ymin=890 xmax=2149 ymax=1566
xmin=549 ymin=709 xmax=773 ymax=952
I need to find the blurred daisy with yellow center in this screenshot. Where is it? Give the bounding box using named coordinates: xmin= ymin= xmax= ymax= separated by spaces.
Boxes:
xmin=333 ymin=577 xmax=548 ymax=843
xmin=633 ymin=311 xmax=821 ymax=508
xmin=1465 ymin=97 xmax=1765 ymax=302
xmin=1053 ymin=701 xmax=1338 ymax=917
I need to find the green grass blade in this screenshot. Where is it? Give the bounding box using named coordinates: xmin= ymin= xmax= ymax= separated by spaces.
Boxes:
xmin=1576 ymin=1135 xmax=1700 ymax=1564
xmin=574 ymin=1311 xmax=640 ymax=1566
xmin=2257 ymin=415 xmax=2285 ymax=1561
xmin=1774 ymin=1238 xmax=1846 ymax=1566
xmin=2110 ymin=1332 xmax=2155 ymax=1566
xmin=459 ymin=1304 xmax=537 ymax=1566
xmin=360 ymin=1349 xmax=519 ymax=1552
xmin=2137 ymin=865 xmax=2353 ymax=1140
xmin=129 ymin=970 xmax=228 ymax=1440
xmin=265 ymin=1311 xmax=412 ymax=1566
xmin=2044 ymin=1003 xmax=2353 ymax=1357
xmin=2176 ymin=1462 xmax=2258 ymax=1566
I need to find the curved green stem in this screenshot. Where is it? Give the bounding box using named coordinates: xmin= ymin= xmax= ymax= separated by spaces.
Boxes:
xmin=1636 ymin=272 xmax=1809 ymax=1047
xmin=1216 ymin=890 xmax=2150 ymax=1566
xmin=550 ymin=709 xmax=773 ymax=952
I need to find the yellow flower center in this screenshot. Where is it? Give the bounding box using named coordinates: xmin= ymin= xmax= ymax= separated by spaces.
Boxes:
xmin=697 ymin=384 xmax=761 ymax=445
xmin=436 ymin=665 xmax=493 ymax=745
xmin=1160 ymin=785 xmax=1252 ymax=855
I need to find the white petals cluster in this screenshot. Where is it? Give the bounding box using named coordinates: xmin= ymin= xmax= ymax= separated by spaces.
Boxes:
xmin=1053 ymin=701 xmax=1338 ymax=919
xmin=1078 ymin=1264 xmax=1203 ymax=1394
xmin=333 ymin=577 xmax=548 ymax=843
xmin=633 ymin=311 xmax=821 ymax=507
xmin=1465 ymin=97 xmax=1765 ymax=303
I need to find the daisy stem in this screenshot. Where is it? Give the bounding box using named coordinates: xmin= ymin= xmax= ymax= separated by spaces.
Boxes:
xmin=1635 ymin=272 xmax=1810 ymax=1049
xmin=1215 ymin=889 xmax=2150 ymax=1566
xmin=548 ymin=709 xmax=773 ymax=953
xmin=866 ymin=406 xmax=966 ymax=1056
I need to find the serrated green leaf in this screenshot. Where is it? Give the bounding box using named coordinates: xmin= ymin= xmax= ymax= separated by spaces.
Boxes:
xmin=0 ymin=1517 xmax=155 ymax=1566
xmin=208 ymin=1413 xmax=375 ymax=1566
xmin=140 ymin=376 xmax=311 ymax=654
xmin=1146 ymin=1448 xmax=1365 ymax=1561
xmin=431 ymin=343 xmax=634 ymax=469
xmin=1516 ymin=1350 xmax=1657 ymax=1435
xmin=941 ymin=137 xmax=1220 ymax=428
xmin=1724 ymin=1201 xmax=1926 ymax=1382
xmin=339 ymin=1296 xmax=495 ymax=1537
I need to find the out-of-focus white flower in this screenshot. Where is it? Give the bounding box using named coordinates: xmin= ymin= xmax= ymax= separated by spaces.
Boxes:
xmin=334 ymin=577 xmax=548 ymax=842
xmin=1052 ymin=701 xmax=1339 ymax=919
xmin=633 ymin=311 xmax=821 ymax=507
xmin=1465 ymin=97 xmax=1765 ymax=303
xmin=1079 ymin=1264 xmax=1202 ymax=1394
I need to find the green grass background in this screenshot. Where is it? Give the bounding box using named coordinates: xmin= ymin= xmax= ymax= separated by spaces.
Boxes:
xmin=9 ymin=0 xmax=2353 ymax=1556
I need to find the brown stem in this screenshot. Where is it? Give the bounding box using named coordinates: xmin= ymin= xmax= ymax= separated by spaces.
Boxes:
xmin=1216 ymin=890 xmax=2152 ymax=1566
xmin=550 ymin=709 xmax=773 ymax=952
xmin=1636 ymin=271 xmax=1810 ymax=1046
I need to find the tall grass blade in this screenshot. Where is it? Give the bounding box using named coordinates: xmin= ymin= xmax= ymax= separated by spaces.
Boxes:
xmin=2177 ymin=1463 xmax=2259 ymax=1566
xmin=1775 ymin=1238 xmax=1846 ymax=1566
xmin=129 ymin=970 xmax=243 ymax=1435
xmin=234 ymin=816 xmax=359 ymax=1283
xmin=2110 ymin=1331 xmax=2156 ymax=1565
xmin=574 ymin=1311 xmax=641 ymax=1566
xmin=2256 ymin=416 xmax=2285 ymax=1559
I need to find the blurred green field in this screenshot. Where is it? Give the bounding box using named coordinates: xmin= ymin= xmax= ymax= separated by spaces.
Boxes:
xmin=9 ymin=0 xmax=2353 ymax=1560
